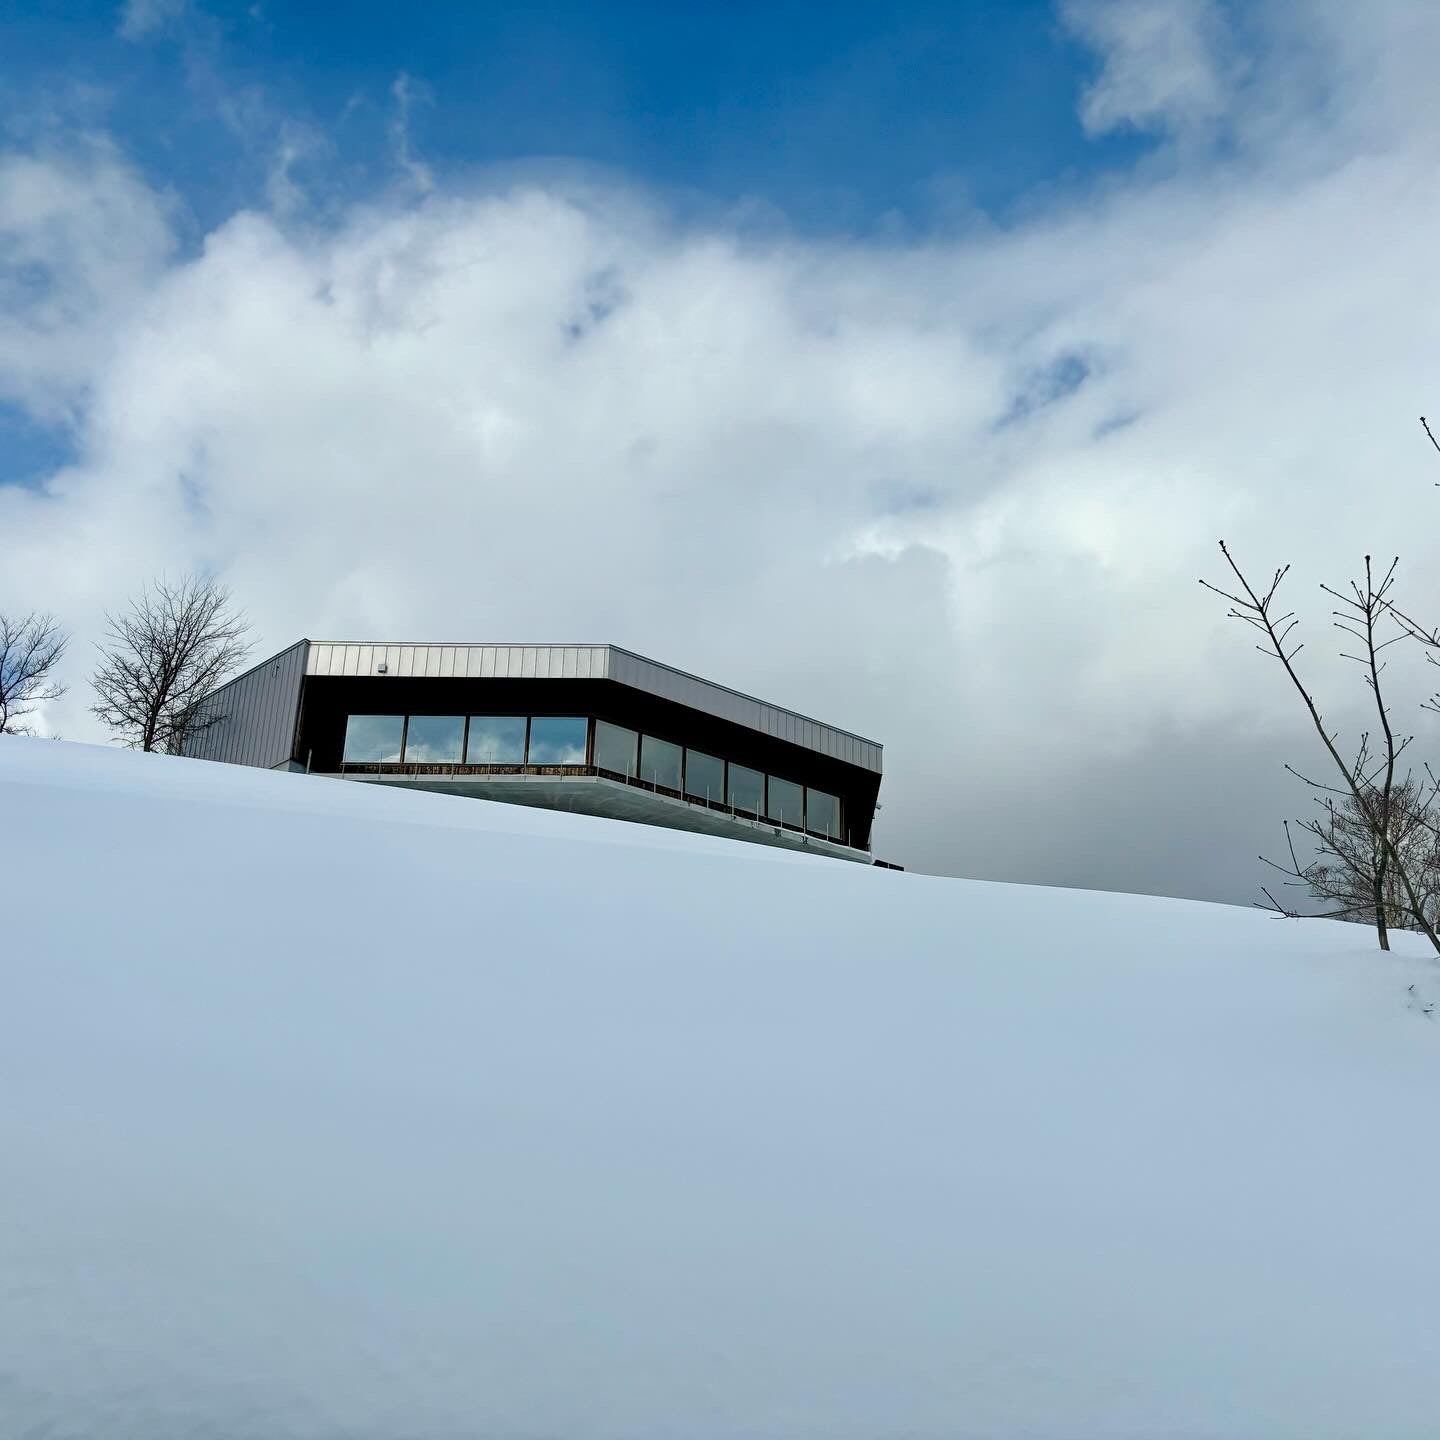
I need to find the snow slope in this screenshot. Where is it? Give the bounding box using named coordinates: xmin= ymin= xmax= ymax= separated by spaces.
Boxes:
xmin=3 ymin=738 xmax=1439 ymax=1439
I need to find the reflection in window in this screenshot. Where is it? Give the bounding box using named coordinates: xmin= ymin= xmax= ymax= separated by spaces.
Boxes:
xmin=467 ymin=716 xmax=526 ymax=764
xmin=767 ymin=775 xmax=803 ymax=828
xmin=728 ymin=763 xmax=763 ymax=815
xmin=594 ymin=720 xmax=638 ymax=776
xmin=527 ymin=716 xmax=588 ymax=765
xmin=403 ymin=714 xmax=464 ymax=763
xmin=343 ymin=714 xmax=404 ymax=764
xmin=641 ymin=735 xmax=682 ymax=791
xmin=806 ymin=787 xmax=840 ymax=839
xmin=685 ymin=749 xmax=724 ymax=803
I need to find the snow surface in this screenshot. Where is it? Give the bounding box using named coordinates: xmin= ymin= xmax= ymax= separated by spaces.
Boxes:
xmin=3 ymin=737 xmax=1440 ymax=1439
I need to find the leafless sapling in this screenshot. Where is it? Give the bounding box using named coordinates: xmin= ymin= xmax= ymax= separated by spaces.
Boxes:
xmin=0 ymin=612 xmax=68 ymax=735
xmin=1200 ymin=545 xmax=1440 ymax=954
xmin=90 ymin=575 xmax=252 ymax=754
xmin=1266 ymin=770 xmax=1440 ymax=937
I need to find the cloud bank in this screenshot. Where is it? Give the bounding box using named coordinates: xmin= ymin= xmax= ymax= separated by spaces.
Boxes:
xmin=5 ymin=0 xmax=1440 ymax=901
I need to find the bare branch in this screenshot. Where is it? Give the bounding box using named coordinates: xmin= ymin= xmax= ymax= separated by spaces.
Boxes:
xmin=0 ymin=612 xmax=69 ymax=736
xmin=1202 ymin=542 xmax=1440 ymax=953
xmin=90 ymin=575 xmax=252 ymax=753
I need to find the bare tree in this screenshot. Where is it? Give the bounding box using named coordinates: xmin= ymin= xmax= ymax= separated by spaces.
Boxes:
xmin=1200 ymin=545 xmax=1440 ymax=955
xmin=1262 ymin=772 xmax=1440 ymax=937
xmin=91 ymin=576 xmax=251 ymax=754
xmin=0 ymin=612 xmax=68 ymax=735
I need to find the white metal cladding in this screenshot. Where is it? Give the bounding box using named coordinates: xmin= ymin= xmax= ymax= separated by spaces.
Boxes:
xmin=184 ymin=639 xmax=310 ymax=768
xmin=306 ymin=643 xmax=882 ymax=773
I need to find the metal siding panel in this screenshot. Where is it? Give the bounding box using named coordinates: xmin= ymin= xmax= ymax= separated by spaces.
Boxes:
xmin=440 ymin=646 xmax=455 ymax=678
xmin=536 ymin=648 xmax=551 ymax=679
xmin=522 ymin=646 xmax=537 ymax=678
xmin=185 ymin=639 xmax=306 ymax=771
xmin=340 ymin=645 xmax=358 ymax=677
xmin=481 ymin=647 xmax=496 ymax=678
xmin=357 ymin=644 xmax=373 ymax=676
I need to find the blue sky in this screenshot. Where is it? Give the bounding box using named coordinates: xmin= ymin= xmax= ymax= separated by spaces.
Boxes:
xmin=7 ymin=0 xmax=1148 ymax=238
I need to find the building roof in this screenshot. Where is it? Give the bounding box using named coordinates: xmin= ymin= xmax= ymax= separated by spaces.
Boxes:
xmin=305 ymin=642 xmax=883 ymax=774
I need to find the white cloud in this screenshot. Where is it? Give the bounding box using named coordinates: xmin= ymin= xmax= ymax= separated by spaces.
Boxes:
xmin=117 ymin=0 xmax=187 ymax=41
xmin=0 ymin=140 xmax=174 ymax=422
xmin=6 ymin=3 xmax=1440 ymax=901
xmin=388 ymin=73 xmax=434 ymax=196
xmin=1062 ymin=0 xmax=1235 ymax=138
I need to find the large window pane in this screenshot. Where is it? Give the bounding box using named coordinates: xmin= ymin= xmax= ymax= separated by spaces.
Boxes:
xmin=467 ymin=716 xmax=526 ymax=764
xmin=403 ymin=715 xmax=464 ymax=763
xmin=594 ymin=720 xmax=638 ymax=777
xmin=527 ymin=716 xmax=588 ymax=765
xmin=728 ymin=763 xmax=763 ymax=815
xmin=767 ymin=775 xmax=803 ymax=827
xmin=640 ymin=735 xmax=682 ymax=791
xmin=685 ymin=749 xmax=724 ymax=803
xmin=807 ymin=787 xmax=841 ymax=839
xmin=343 ymin=714 xmax=404 ymax=764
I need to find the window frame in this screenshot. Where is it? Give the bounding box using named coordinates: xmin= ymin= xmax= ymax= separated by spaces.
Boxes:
xmin=726 ymin=761 xmax=765 ymax=817
xmin=341 ymin=713 xmax=408 ymax=766
xmin=524 ymin=713 xmax=590 ymax=767
xmin=765 ymin=773 xmax=805 ymax=830
xmin=400 ymin=713 xmax=467 ymax=765
xmin=464 ymin=714 xmax=530 ymax=765
xmin=683 ymin=746 xmax=726 ymax=804
xmin=805 ymin=785 xmax=842 ymax=841
xmin=639 ymin=732 xmax=684 ymax=793
xmin=594 ymin=718 xmax=640 ymax=778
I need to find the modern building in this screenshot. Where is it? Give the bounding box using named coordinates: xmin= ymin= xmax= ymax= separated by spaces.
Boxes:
xmin=183 ymin=641 xmax=888 ymax=864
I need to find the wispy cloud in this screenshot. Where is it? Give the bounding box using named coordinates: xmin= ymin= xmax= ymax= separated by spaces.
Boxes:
xmin=117 ymin=0 xmax=187 ymax=42
xmin=1061 ymin=0 xmax=1237 ymax=138
xmin=389 ymin=73 xmax=434 ymax=195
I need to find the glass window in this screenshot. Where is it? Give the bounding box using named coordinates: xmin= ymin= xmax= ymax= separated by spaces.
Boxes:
xmin=527 ymin=716 xmax=588 ymax=765
xmin=640 ymin=735 xmax=682 ymax=791
xmin=767 ymin=775 xmax=803 ymax=827
xmin=728 ymin=763 xmax=764 ymax=815
xmin=467 ymin=716 xmax=526 ymax=764
xmin=806 ymin=787 xmax=841 ymax=839
xmin=685 ymin=749 xmax=724 ymax=803
xmin=342 ymin=714 xmax=404 ymax=764
xmin=594 ymin=720 xmax=638 ymax=777
xmin=403 ymin=714 xmax=464 ymax=763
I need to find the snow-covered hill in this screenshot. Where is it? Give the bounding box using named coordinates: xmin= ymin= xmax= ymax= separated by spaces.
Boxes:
xmin=3 ymin=738 xmax=1439 ymax=1438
